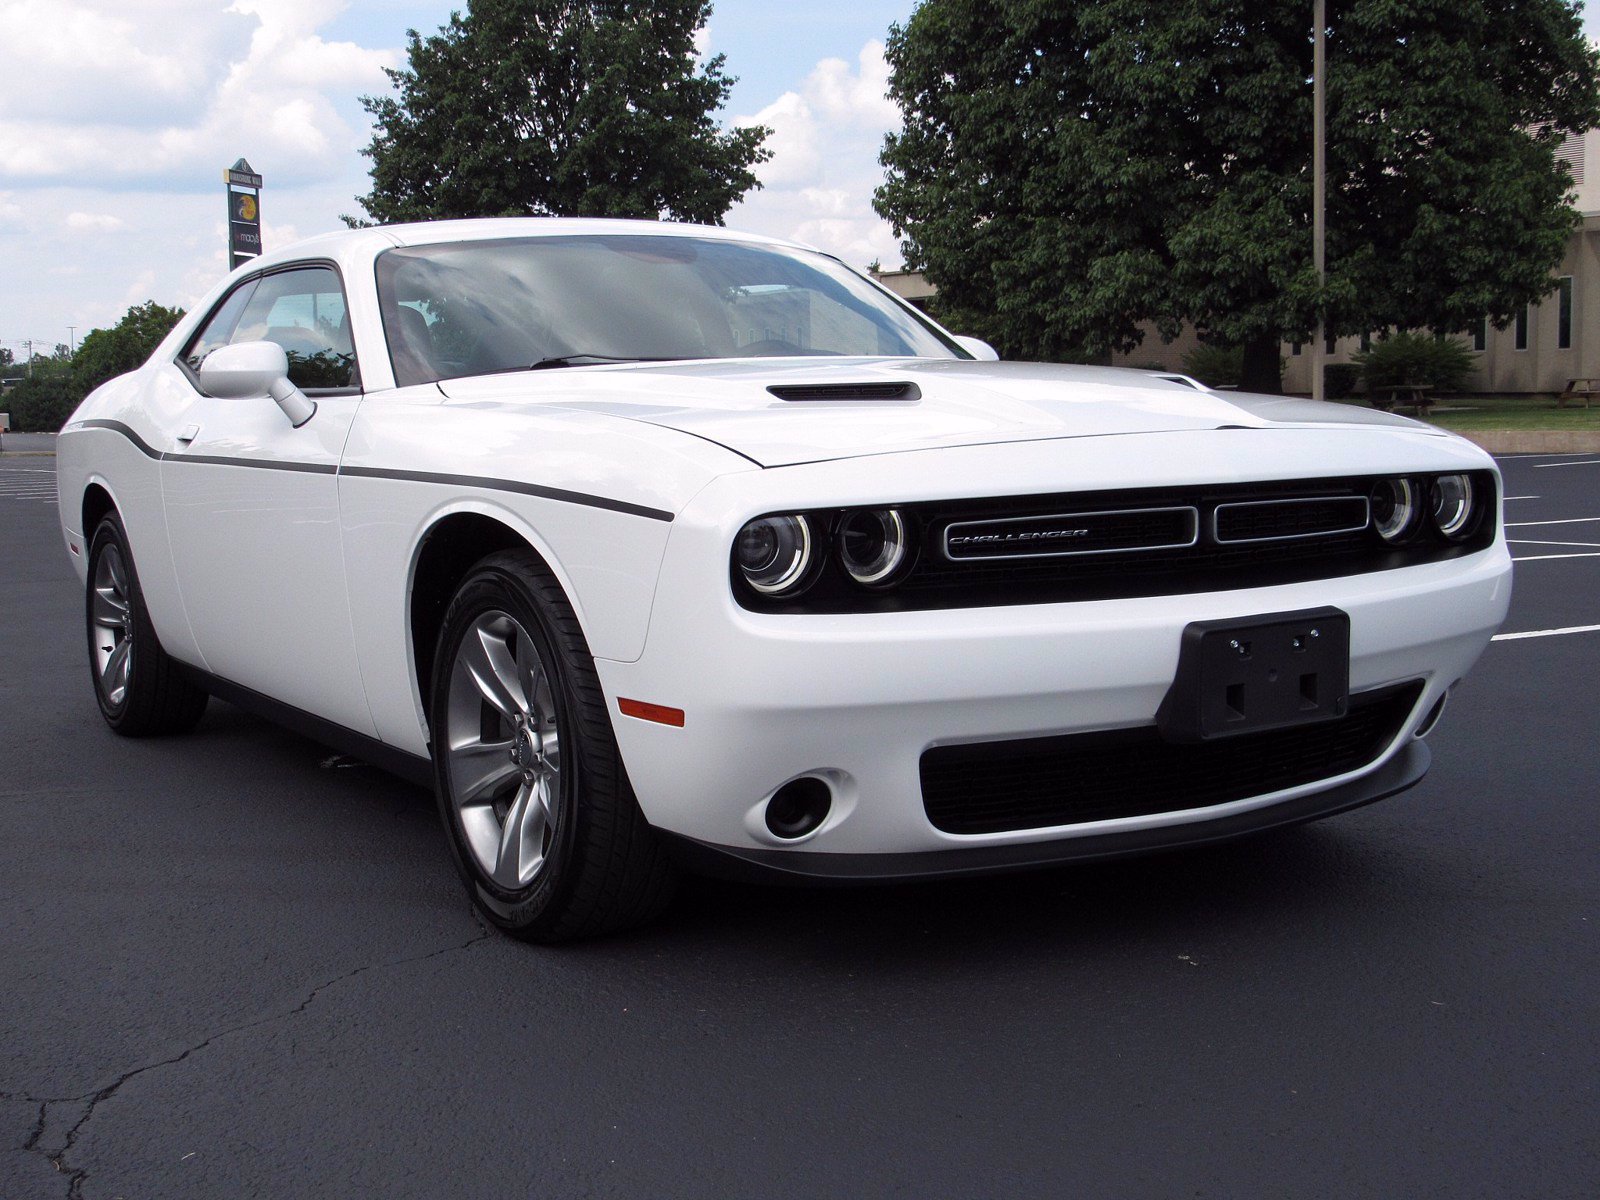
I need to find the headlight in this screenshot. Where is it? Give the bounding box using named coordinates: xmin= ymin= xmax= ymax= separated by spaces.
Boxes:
xmin=1370 ymin=477 xmax=1419 ymax=543
xmin=1429 ymin=474 xmax=1476 ymax=540
xmin=837 ymin=508 xmax=910 ymax=586
xmin=735 ymin=515 xmax=813 ymax=595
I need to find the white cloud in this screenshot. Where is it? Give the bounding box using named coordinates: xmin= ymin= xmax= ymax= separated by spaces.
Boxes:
xmin=0 ymin=0 xmax=396 ymax=190
xmin=65 ymin=211 xmax=125 ymax=232
xmin=728 ymin=41 xmax=903 ymax=269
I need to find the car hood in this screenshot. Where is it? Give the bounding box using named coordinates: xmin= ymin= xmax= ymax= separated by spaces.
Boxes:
xmin=437 ymin=357 xmax=1438 ymax=468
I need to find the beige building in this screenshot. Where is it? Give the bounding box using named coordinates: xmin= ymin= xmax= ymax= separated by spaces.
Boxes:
xmin=878 ymin=130 xmax=1600 ymax=395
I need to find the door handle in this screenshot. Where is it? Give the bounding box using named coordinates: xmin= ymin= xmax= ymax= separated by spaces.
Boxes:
xmin=176 ymin=424 xmax=201 ymax=444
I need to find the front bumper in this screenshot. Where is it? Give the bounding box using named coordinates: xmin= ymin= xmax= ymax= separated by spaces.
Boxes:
xmin=594 ymin=432 xmax=1512 ymax=871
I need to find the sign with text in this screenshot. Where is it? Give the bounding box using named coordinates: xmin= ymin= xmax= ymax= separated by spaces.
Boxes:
xmin=225 ymin=158 xmax=262 ymax=270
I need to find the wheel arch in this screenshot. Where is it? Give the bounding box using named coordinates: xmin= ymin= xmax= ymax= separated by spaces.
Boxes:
xmin=81 ymin=480 xmax=117 ymax=540
xmin=408 ymin=510 xmax=552 ymax=737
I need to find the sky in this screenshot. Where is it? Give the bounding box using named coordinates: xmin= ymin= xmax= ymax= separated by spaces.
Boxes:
xmin=1 ymin=1 xmax=1597 ymax=357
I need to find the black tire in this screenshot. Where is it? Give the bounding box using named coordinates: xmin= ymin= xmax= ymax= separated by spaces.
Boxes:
xmin=85 ymin=512 xmax=209 ymax=737
xmin=430 ymin=549 xmax=676 ymax=941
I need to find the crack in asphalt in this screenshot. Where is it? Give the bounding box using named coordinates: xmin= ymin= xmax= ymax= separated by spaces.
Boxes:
xmin=13 ymin=918 xmax=492 ymax=1198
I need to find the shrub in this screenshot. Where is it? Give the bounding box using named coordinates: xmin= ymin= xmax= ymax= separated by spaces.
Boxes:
xmin=1353 ymin=332 xmax=1476 ymax=394
xmin=1324 ymin=363 xmax=1361 ymax=399
xmin=4 ymin=372 xmax=80 ymax=432
xmin=1181 ymin=343 xmax=1244 ymax=389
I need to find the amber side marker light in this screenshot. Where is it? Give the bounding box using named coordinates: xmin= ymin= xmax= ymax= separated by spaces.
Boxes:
xmin=618 ymin=698 xmax=686 ymax=727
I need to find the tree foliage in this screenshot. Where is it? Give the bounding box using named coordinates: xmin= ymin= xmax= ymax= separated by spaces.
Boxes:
xmin=2 ymin=301 xmax=184 ymax=432
xmin=349 ymin=0 xmax=769 ymax=226
xmin=73 ymin=301 xmax=185 ymax=396
xmin=875 ymin=0 xmax=1600 ymax=390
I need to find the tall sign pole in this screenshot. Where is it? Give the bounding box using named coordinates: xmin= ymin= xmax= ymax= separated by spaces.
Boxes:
xmin=225 ymin=158 xmax=264 ymax=270
xmin=1311 ymin=0 xmax=1327 ymax=402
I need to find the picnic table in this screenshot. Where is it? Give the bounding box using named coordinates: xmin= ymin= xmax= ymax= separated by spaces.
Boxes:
xmin=1559 ymin=378 xmax=1599 ymax=409
xmin=1370 ymin=384 xmax=1434 ymax=415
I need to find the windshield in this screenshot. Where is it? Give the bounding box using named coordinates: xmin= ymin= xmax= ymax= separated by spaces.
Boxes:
xmin=374 ymin=234 xmax=965 ymax=386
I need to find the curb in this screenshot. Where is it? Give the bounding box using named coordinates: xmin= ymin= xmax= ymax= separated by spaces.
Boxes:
xmin=1445 ymin=430 xmax=1600 ymax=454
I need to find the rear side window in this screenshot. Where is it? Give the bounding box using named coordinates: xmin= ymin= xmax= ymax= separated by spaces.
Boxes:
xmin=181 ymin=265 xmax=359 ymax=391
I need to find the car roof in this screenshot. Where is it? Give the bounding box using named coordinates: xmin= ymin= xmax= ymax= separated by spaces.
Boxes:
xmin=248 ymin=217 xmax=815 ymax=273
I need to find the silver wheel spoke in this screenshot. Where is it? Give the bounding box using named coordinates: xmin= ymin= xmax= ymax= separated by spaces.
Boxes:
xmin=462 ymin=625 xmax=528 ymax=719
xmin=449 ymin=738 xmax=521 ymax=807
xmin=104 ymin=638 xmax=131 ymax=701
xmin=92 ymin=586 xmax=128 ymax=628
xmin=493 ymin=779 xmax=547 ymax=888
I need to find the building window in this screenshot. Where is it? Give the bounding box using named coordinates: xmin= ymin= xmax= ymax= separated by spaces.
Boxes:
xmin=1473 ymin=318 xmax=1487 ymax=352
xmin=1325 ymin=331 xmax=1336 ymax=354
xmin=1515 ymin=306 xmax=1529 ymax=351
xmin=1291 ymin=342 xmax=1301 ymax=356
xmin=1360 ymin=331 xmax=1372 ymax=353
xmin=1558 ymin=276 xmax=1573 ymax=350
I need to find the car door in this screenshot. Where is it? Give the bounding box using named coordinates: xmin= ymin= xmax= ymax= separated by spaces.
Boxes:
xmin=160 ymin=263 xmax=376 ymax=736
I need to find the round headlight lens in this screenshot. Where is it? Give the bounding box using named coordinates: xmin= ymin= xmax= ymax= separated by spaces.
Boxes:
xmin=837 ymin=508 xmax=910 ymax=586
xmin=1370 ymin=477 xmax=1419 ymax=543
xmin=735 ymin=515 xmax=813 ymax=594
xmin=1430 ymin=474 xmax=1476 ymax=540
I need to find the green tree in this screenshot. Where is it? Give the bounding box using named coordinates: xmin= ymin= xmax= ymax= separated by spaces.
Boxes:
xmin=875 ymin=0 xmax=1600 ymax=391
xmin=6 ymin=354 xmax=77 ymax=432
xmin=73 ymin=300 xmax=185 ymax=396
xmin=348 ymin=0 xmax=769 ymax=226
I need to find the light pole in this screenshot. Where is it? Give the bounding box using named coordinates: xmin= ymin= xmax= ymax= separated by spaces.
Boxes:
xmin=1311 ymin=0 xmax=1327 ymax=402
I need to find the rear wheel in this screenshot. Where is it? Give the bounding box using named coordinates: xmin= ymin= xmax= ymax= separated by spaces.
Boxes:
xmin=430 ymin=550 xmax=675 ymax=941
xmin=85 ymin=512 xmax=209 ymax=736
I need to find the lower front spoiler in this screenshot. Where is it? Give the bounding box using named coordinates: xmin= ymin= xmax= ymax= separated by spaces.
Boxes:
xmin=661 ymin=740 xmax=1431 ymax=886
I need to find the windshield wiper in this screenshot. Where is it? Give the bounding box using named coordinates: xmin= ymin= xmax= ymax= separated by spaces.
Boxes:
xmin=526 ymin=354 xmax=685 ymax=371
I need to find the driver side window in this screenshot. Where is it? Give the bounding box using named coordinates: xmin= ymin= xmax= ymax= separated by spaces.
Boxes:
xmin=182 ymin=266 xmax=359 ymax=391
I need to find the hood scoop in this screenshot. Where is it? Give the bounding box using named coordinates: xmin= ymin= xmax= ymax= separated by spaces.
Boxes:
xmin=766 ymin=381 xmax=921 ymax=403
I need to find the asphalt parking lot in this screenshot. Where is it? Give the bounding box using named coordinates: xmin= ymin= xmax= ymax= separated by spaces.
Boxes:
xmin=2 ymin=448 xmax=1596 ymax=1199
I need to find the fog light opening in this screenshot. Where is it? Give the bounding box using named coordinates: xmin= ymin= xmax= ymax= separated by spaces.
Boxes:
xmin=1414 ymin=690 xmax=1451 ymax=739
xmin=764 ymin=776 xmax=833 ymax=840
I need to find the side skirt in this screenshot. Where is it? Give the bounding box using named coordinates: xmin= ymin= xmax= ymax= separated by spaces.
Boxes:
xmin=179 ymin=664 xmax=435 ymax=789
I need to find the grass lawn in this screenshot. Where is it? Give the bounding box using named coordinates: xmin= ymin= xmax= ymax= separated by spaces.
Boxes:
xmin=1331 ymin=394 xmax=1600 ymax=430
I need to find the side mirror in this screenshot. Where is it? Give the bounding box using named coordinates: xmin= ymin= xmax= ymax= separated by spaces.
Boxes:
xmin=954 ymin=335 xmax=1000 ymax=361
xmin=197 ymin=341 xmax=317 ymax=428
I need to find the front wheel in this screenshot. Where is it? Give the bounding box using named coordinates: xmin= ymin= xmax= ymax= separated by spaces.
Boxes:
xmin=430 ymin=550 xmax=676 ymax=941
xmin=85 ymin=512 xmax=209 ymax=736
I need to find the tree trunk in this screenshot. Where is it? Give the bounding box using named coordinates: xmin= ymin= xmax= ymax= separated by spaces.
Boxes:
xmin=1238 ymin=333 xmax=1283 ymax=395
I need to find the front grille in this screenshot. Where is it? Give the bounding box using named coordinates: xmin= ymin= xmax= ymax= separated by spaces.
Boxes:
xmin=944 ymin=506 xmax=1197 ymax=560
xmin=735 ymin=472 xmax=1498 ymax=613
xmin=920 ymin=682 xmax=1423 ymax=835
xmin=1214 ymin=496 xmax=1370 ymax=544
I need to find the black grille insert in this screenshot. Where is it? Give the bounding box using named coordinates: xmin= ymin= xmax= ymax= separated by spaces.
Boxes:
xmin=1214 ymin=496 xmax=1370 ymax=544
xmin=921 ymin=683 xmax=1423 ymax=835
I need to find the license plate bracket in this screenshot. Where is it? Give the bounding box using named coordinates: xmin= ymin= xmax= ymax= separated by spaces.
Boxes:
xmin=1156 ymin=607 xmax=1350 ymax=743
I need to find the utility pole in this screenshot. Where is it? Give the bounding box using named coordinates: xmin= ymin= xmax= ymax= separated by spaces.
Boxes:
xmin=1311 ymin=0 xmax=1327 ymax=402
xmin=24 ymin=339 xmax=33 ymax=378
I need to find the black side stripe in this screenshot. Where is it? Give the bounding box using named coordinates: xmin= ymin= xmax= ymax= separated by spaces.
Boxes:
xmin=339 ymin=465 xmax=673 ymax=522
xmin=68 ymin=417 xmax=675 ymax=522
xmin=75 ymin=419 xmax=161 ymax=458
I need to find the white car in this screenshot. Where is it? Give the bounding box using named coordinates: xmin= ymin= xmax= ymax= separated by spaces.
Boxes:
xmin=57 ymin=218 xmax=1511 ymax=940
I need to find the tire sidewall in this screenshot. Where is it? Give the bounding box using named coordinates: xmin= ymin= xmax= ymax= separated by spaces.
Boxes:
xmin=430 ymin=562 xmax=585 ymax=928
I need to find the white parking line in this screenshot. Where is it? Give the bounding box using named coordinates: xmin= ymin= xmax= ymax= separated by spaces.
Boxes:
xmin=1503 ymin=495 xmax=1540 ymax=500
xmin=1512 ymin=552 xmax=1600 ymax=561
xmin=1495 ymin=452 xmax=1589 ymax=459
xmin=1505 ymin=516 xmax=1600 ymax=527
xmin=1508 ymin=538 xmax=1600 ymax=548
xmin=1535 ymin=458 xmax=1600 ymax=468
xmin=1493 ymin=624 xmax=1600 ymax=641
